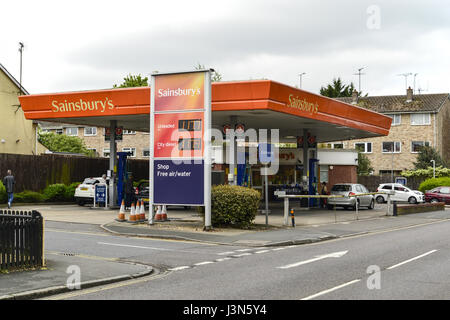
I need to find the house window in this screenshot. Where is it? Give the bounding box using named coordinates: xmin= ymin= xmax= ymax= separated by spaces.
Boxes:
xmin=55 ymin=129 xmax=63 ymax=135
xmin=87 ymin=148 xmax=97 ymax=156
xmin=103 ymin=148 xmax=110 ymax=158
xmin=84 ymin=127 xmax=97 ymax=136
xmin=142 ymin=149 xmax=150 ymax=157
xmin=411 ymin=113 xmax=431 ymax=125
xmin=123 ymin=130 xmax=136 ymax=135
xmin=66 ymin=127 xmax=78 ymax=136
xmin=386 ymin=114 xmax=401 ymax=126
xmin=122 ymin=147 xmax=136 ymax=157
xmin=382 ymin=141 xmax=401 ymax=153
xmin=411 ymin=141 xmax=430 ymax=153
xmin=355 ymin=142 xmax=372 ymax=153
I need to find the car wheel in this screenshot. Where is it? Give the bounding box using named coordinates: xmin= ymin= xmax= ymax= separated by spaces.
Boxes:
xmin=430 ymin=198 xmax=439 ymax=203
xmin=368 ymin=199 xmax=374 ymax=210
xmin=376 ymin=196 xmax=385 ymax=204
xmin=408 ymin=197 xmax=417 ymax=204
xmin=76 ymin=199 xmax=85 ymax=206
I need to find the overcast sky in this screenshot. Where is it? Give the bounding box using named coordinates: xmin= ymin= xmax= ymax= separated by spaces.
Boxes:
xmin=1 ymin=0 xmax=449 ymax=96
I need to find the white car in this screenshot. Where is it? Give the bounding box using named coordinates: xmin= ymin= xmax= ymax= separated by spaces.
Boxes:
xmin=74 ymin=177 xmax=106 ymax=206
xmin=375 ymin=183 xmax=424 ymax=204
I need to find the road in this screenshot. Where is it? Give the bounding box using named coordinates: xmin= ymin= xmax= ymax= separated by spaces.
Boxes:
xmin=42 ymin=218 xmax=450 ymax=300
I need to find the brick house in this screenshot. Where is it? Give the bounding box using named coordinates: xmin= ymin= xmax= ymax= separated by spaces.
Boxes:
xmin=38 ymin=121 xmax=150 ymax=159
xmin=330 ymin=88 xmax=450 ymax=176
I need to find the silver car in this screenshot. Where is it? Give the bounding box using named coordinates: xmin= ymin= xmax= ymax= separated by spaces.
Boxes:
xmin=327 ymin=183 xmax=375 ymax=210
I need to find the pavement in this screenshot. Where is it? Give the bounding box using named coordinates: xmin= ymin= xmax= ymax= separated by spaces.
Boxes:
xmin=1 ymin=201 xmax=449 ymax=300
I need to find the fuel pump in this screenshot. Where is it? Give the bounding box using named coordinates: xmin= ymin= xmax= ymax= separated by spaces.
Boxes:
xmin=309 ymin=158 xmax=319 ymax=207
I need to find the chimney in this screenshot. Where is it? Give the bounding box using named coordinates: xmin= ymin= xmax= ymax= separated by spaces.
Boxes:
xmin=406 ymin=86 xmax=413 ymax=102
xmin=351 ymin=89 xmax=358 ymax=104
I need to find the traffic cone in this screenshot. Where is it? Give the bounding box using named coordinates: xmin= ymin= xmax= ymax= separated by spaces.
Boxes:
xmin=155 ymin=205 xmax=163 ymax=221
xmin=135 ymin=201 xmax=141 ymax=222
xmin=161 ymin=205 xmax=168 ymax=221
xmin=116 ymin=199 xmax=126 ymax=222
xmin=129 ymin=202 xmax=136 ymax=223
xmin=139 ymin=200 xmax=146 ymax=221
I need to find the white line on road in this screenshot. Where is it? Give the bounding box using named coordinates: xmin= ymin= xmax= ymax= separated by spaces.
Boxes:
xmin=235 ymin=249 xmax=253 ymax=252
xmin=215 ymin=257 xmax=232 ymax=262
xmin=255 ymin=250 xmax=270 ymax=254
xmin=387 ymin=250 xmax=438 ymax=270
xmin=217 ymin=251 xmax=235 ymax=255
xmin=232 ymin=253 xmax=253 ymax=257
xmin=168 ymin=266 xmax=191 ymax=271
xmin=300 ymin=279 xmax=361 ymax=300
xmin=271 ymin=248 xmax=286 ymax=251
xmin=194 ymin=261 xmax=215 ymax=266
xmin=277 ymin=251 xmax=348 ymax=269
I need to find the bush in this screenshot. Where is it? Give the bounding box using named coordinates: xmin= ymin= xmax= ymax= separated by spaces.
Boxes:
xmin=0 ymin=181 xmax=7 ymax=204
xmin=43 ymin=184 xmax=68 ymax=202
xmin=418 ymin=177 xmax=450 ymax=193
xmin=14 ymin=190 xmax=44 ymax=203
xmin=64 ymin=182 xmax=81 ymax=201
xmin=211 ymin=185 xmax=261 ymax=228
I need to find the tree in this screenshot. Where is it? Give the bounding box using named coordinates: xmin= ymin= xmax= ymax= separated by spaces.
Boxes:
xmin=413 ymin=145 xmax=447 ymax=169
xmin=113 ymin=74 xmax=148 ymax=88
xmin=38 ymin=131 xmax=94 ymax=156
xmin=357 ymin=152 xmax=374 ymax=175
xmin=320 ymin=78 xmax=355 ymax=98
xmin=195 ymin=63 xmax=222 ymax=82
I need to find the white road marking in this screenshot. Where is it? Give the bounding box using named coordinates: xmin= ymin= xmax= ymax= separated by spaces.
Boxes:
xmin=387 ymin=250 xmax=438 ymax=270
xmin=194 ymin=261 xmax=215 ymax=266
xmin=235 ymin=248 xmax=253 ymax=252
xmin=168 ymin=266 xmax=190 ymax=271
xmin=271 ymin=247 xmax=286 ymax=251
xmin=215 ymin=257 xmax=232 ymax=262
xmin=278 ymin=251 xmax=348 ymax=269
xmin=300 ymin=279 xmax=361 ymax=300
xmin=255 ymin=250 xmax=270 ymax=254
xmin=98 ymin=241 xmax=173 ymax=251
xmin=217 ymin=251 xmax=235 ymax=255
xmin=232 ymin=253 xmax=252 ymax=257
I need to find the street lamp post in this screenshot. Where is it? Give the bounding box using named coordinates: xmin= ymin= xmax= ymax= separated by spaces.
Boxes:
xmin=431 ymin=160 xmax=435 ymax=178
xmin=298 ymin=72 xmax=306 ymax=89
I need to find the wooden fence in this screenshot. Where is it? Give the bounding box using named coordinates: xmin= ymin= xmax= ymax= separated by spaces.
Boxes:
xmin=357 ymin=175 xmax=425 ymax=192
xmin=0 ymin=210 xmax=44 ymax=270
xmin=0 ymin=153 xmax=149 ymax=193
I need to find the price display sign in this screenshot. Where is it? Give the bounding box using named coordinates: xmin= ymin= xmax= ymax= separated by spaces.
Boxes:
xmin=150 ymin=70 xmax=211 ymax=219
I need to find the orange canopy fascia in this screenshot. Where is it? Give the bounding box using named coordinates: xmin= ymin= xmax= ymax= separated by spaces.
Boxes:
xmin=19 ymin=80 xmax=391 ymax=136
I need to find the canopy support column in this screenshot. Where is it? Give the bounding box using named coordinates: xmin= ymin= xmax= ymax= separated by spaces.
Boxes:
xmin=109 ymin=120 xmax=118 ymax=208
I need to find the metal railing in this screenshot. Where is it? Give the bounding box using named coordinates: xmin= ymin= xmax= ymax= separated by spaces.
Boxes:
xmin=277 ymin=192 xmax=394 ymax=226
xmin=0 ymin=210 xmax=44 ymax=270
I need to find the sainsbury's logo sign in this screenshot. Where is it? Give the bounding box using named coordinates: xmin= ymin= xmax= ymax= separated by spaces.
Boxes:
xmin=157 ymin=88 xmax=201 ymax=98
xmin=52 ymin=98 xmax=114 ymax=113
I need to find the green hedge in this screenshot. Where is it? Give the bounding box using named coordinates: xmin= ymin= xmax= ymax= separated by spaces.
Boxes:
xmin=64 ymin=182 xmax=81 ymax=201
xmin=211 ymin=185 xmax=261 ymax=228
xmin=0 ymin=181 xmax=7 ymax=204
xmin=14 ymin=190 xmax=44 ymax=203
xmin=419 ymin=177 xmax=450 ymax=193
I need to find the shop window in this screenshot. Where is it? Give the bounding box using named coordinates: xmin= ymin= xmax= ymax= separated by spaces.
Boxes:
xmin=103 ymin=148 xmax=110 ymax=158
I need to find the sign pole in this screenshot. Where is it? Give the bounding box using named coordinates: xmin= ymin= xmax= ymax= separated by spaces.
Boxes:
xmin=204 ymin=71 xmax=212 ymax=230
xmin=149 ymin=76 xmax=155 ymax=225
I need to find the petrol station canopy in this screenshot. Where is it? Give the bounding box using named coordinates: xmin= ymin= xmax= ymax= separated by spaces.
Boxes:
xmin=19 ymin=79 xmax=392 ymax=142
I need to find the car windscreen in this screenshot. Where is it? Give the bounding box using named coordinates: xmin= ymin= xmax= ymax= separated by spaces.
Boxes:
xmin=332 ymin=185 xmax=351 ymax=192
xmin=83 ymin=179 xmax=98 ymax=185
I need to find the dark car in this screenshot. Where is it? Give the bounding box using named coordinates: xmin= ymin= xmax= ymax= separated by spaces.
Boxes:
xmin=425 ymin=186 xmax=450 ymax=204
xmin=135 ymin=180 xmax=149 ymax=206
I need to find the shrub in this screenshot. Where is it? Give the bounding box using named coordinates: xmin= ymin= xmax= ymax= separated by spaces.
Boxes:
xmin=43 ymin=184 xmax=67 ymax=202
xmin=418 ymin=177 xmax=450 ymax=193
xmin=64 ymin=182 xmax=81 ymax=201
xmin=14 ymin=190 xmax=44 ymax=203
xmin=0 ymin=181 xmax=6 ymax=204
xmin=211 ymin=185 xmax=261 ymax=228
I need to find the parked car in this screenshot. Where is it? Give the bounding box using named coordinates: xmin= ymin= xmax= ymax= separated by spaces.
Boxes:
xmin=425 ymin=186 xmax=450 ymax=204
xmin=74 ymin=177 xmax=106 ymax=206
xmin=135 ymin=180 xmax=149 ymax=206
xmin=327 ymin=183 xmax=374 ymax=210
xmin=375 ymin=183 xmax=424 ymax=204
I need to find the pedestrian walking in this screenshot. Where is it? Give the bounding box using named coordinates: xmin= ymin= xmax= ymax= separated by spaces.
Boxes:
xmin=320 ymin=181 xmax=328 ymax=208
xmin=124 ymin=174 xmax=136 ymax=209
xmin=3 ymin=170 xmax=15 ymax=209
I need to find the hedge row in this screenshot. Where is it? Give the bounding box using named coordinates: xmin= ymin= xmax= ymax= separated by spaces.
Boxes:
xmin=418 ymin=177 xmax=450 ymax=193
xmin=0 ymin=181 xmax=81 ymax=204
